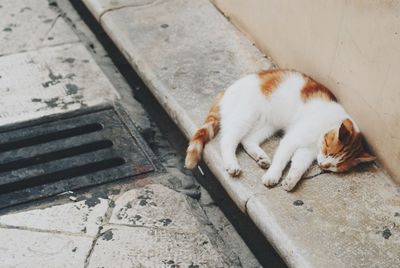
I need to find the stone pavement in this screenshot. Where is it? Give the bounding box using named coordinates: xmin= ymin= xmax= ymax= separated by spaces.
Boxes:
xmin=0 ymin=0 xmax=262 ymax=267
xmin=80 ymin=0 xmax=400 ymax=267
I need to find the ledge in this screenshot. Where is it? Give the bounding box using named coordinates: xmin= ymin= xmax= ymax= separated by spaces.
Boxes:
xmin=81 ymin=0 xmax=400 ymax=267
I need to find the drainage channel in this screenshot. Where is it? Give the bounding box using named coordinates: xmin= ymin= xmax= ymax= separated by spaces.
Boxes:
xmin=69 ymin=1 xmax=287 ymax=267
xmin=0 ymin=106 xmax=159 ymax=208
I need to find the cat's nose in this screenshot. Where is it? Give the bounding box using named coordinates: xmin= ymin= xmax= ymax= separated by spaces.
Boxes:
xmin=319 ymin=163 xmax=332 ymax=170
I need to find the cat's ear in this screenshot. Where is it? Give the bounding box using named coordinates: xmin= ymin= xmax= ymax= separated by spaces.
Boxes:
xmin=356 ymin=151 xmax=376 ymax=163
xmin=338 ymin=119 xmax=354 ymax=143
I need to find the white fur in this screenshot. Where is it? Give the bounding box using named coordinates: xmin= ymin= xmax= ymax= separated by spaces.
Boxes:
xmin=219 ymin=71 xmax=354 ymax=191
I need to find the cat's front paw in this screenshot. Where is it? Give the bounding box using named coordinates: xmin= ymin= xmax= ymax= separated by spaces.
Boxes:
xmin=281 ymin=172 xmax=302 ymax=191
xmin=281 ymin=178 xmax=297 ymax=192
xmin=262 ymin=170 xmax=281 ymax=187
xmin=225 ymin=162 xmax=242 ymax=177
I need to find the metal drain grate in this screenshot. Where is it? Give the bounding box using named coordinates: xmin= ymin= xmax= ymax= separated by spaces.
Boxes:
xmin=0 ymin=106 xmax=158 ymax=208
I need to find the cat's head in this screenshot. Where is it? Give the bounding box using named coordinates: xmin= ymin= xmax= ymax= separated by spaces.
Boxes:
xmin=317 ymin=119 xmax=375 ymax=172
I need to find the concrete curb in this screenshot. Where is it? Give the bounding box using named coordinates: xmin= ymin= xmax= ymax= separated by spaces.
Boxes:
xmin=81 ymin=0 xmax=400 ymax=267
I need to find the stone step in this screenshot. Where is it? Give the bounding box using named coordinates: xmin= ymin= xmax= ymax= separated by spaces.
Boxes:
xmin=81 ymin=0 xmax=400 ymax=267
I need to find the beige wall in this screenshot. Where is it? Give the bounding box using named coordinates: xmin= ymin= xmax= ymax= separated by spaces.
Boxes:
xmin=212 ymin=0 xmax=400 ymax=183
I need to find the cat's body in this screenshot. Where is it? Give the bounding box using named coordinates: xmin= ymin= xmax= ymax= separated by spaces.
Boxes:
xmin=185 ymin=69 xmax=374 ymax=191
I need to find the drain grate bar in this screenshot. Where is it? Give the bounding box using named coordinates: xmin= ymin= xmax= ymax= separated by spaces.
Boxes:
xmin=1 ymin=128 xmax=114 ymax=163
xmin=0 ymin=148 xmax=127 ymax=186
xmin=0 ymin=157 xmax=126 ymax=195
xmin=0 ymin=140 xmax=113 ymax=173
xmin=0 ymin=107 xmax=159 ymax=208
xmin=0 ymin=123 xmax=103 ymax=153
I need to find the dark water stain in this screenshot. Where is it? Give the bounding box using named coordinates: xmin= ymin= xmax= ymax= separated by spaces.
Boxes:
xmin=42 ymin=70 xmax=63 ymax=88
xmin=31 ymin=98 xmax=42 ymax=102
xmin=188 ymin=264 xmax=199 ymax=268
xmin=293 ymin=200 xmax=304 ymax=206
xmin=47 ymin=37 xmax=54 ymax=40
xmin=48 ymin=1 xmax=58 ymax=7
xmin=88 ymin=43 xmax=96 ymax=54
xmin=20 ymin=7 xmax=32 ymax=13
xmin=64 ymin=73 xmax=76 ymax=80
xmin=43 ymin=19 xmax=53 ymax=23
xmin=102 ymin=229 xmax=114 ymax=241
xmin=72 ymin=247 xmax=77 ymax=253
xmin=382 ymin=228 xmax=392 ymax=239
xmin=160 ymin=24 xmax=169 ymax=28
xmin=162 ymin=260 xmax=177 ymax=267
xmin=394 ymin=212 xmax=400 ymax=217
xmin=84 ymin=196 xmax=101 ymax=207
xmin=60 ymin=100 xmax=76 ymax=110
xmin=82 ymin=59 xmax=90 ymax=63
xmin=65 ymin=83 xmax=80 ymax=95
xmin=3 ymin=27 xmax=12 ymax=32
xmin=158 ymin=218 xmax=172 ymax=226
xmin=116 ymin=211 xmax=124 ymax=220
xmin=49 ymin=71 xmax=62 ymax=81
xmin=62 ymin=58 xmax=75 ymax=64
xmin=129 ymin=214 xmax=142 ymax=224
xmin=44 ymin=97 xmax=59 ymax=108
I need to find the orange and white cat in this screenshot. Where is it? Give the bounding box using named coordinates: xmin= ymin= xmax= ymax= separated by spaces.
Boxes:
xmin=185 ymin=69 xmax=375 ymax=191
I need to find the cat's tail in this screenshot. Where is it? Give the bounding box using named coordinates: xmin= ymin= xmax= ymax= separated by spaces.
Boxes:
xmin=185 ymin=91 xmax=224 ymax=169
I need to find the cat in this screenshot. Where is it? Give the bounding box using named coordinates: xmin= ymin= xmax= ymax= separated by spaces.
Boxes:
xmin=185 ymin=68 xmax=375 ymax=191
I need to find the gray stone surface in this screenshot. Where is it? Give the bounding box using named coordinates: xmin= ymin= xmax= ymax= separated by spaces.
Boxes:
xmin=87 ymin=225 xmax=227 ymax=268
xmin=0 ymin=227 xmax=92 ymax=268
xmin=0 ymin=43 xmax=118 ymax=127
xmin=248 ymin=168 xmax=400 ymax=268
xmin=0 ymin=0 xmax=79 ymax=56
xmin=110 ymin=184 xmax=201 ymax=231
xmin=81 ymin=0 xmax=400 ymax=267
xmin=0 ymin=199 xmax=109 ymax=236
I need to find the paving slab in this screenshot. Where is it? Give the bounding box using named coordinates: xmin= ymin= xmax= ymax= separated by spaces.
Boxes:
xmin=0 ymin=227 xmax=92 ymax=267
xmin=0 ymin=198 xmax=109 ymax=236
xmin=87 ymin=225 xmax=228 ymax=267
xmin=248 ymin=168 xmax=400 ymax=268
xmin=81 ymin=0 xmax=400 ymax=267
xmin=83 ymin=0 xmax=160 ymax=20
xmin=110 ymin=184 xmax=201 ymax=231
xmin=0 ymin=0 xmax=79 ymax=56
xmin=0 ymin=43 xmax=118 ymax=127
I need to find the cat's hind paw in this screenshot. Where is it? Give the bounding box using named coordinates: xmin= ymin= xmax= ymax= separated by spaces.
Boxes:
xmin=225 ymin=163 xmax=242 ymax=177
xmin=262 ymin=170 xmax=281 ymax=187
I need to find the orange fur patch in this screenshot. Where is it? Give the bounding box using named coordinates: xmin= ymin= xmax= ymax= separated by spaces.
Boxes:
xmin=185 ymin=91 xmax=224 ymax=169
xmin=301 ymin=76 xmax=337 ymax=102
xmin=257 ymin=69 xmax=284 ymax=96
xmin=321 ymin=125 xmax=370 ymax=172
